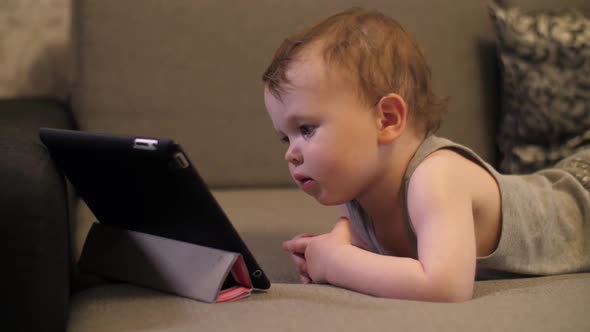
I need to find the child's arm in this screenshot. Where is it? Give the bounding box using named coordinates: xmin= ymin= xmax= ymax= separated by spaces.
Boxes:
xmin=339 ymin=204 xmax=371 ymax=251
xmin=284 ymin=156 xmax=477 ymax=302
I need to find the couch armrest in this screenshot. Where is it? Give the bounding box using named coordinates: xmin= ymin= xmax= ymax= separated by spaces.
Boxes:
xmin=0 ymin=98 xmax=75 ymax=332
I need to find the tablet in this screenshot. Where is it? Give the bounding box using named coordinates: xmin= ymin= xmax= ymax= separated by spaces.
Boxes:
xmin=39 ymin=127 xmax=271 ymax=290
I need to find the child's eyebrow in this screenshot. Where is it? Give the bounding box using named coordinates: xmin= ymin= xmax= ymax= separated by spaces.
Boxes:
xmin=285 ymin=113 xmax=308 ymax=125
xmin=274 ymin=112 xmax=313 ymax=135
xmin=274 ymin=114 xmax=301 ymax=133
xmin=285 ymin=114 xmax=299 ymax=124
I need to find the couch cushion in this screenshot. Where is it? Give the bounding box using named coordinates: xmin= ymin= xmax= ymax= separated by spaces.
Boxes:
xmin=69 ymin=187 xmax=590 ymax=331
xmin=0 ymin=98 xmax=76 ymax=131
xmin=0 ymin=98 xmax=75 ymax=332
xmin=0 ymin=0 xmax=72 ymax=100
xmin=73 ymin=0 xmax=503 ymax=186
xmin=67 ymin=273 xmax=590 ymax=332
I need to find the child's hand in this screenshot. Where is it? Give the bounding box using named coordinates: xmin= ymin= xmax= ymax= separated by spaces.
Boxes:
xmin=283 ymin=233 xmax=316 ymax=283
xmin=283 ymin=218 xmax=353 ymax=284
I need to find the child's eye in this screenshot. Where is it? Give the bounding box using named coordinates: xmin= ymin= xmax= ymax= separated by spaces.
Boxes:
xmin=280 ymin=136 xmax=289 ymax=144
xmin=299 ymin=125 xmax=316 ymax=138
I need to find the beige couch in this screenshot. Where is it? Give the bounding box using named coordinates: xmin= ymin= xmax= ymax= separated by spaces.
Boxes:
xmin=17 ymin=0 xmax=590 ymax=330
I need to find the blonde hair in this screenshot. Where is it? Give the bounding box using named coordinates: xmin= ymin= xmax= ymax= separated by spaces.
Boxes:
xmin=262 ymin=7 xmax=447 ymax=135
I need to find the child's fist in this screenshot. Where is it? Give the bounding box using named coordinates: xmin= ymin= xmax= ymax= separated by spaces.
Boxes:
xmin=299 ymin=218 xmax=353 ymax=284
xmin=283 ymin=233 xmax=316 ymax=283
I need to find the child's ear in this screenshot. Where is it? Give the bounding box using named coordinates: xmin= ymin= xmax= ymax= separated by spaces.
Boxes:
xmin=375 ymin=93 xmax=407 ymax=144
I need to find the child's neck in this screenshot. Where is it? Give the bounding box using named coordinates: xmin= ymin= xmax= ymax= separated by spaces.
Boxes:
xmin=356 ymin=129 xmax=425 ymax=225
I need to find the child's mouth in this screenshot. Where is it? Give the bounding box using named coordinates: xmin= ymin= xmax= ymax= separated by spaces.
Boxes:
xmin=298 ymin=177 xmax=316 ymax=191
xmin=293 ymin=174 xmax=316 ymax=191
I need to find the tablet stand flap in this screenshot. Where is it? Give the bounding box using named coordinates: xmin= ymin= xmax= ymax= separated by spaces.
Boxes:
xmin=79 ymin=222 xmax=253 ymax=303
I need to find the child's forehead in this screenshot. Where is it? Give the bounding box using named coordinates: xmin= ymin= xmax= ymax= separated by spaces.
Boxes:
xmin=286 ymin=49 xmax=355 ymax=93
xmin=286 ymin=49 xmax=328 ymax=85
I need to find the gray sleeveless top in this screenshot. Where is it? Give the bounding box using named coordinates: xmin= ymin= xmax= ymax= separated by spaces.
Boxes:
xmin=346 ymin=135 xmax=590 ymax=278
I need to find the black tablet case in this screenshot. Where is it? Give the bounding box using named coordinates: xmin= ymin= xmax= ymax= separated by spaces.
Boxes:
xmin=40 ymin=128 xmax=270 ymax=301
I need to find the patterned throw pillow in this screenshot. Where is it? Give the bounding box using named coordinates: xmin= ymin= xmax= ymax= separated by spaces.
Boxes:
xmin=489 ymin=3 xmax=590 ymax=174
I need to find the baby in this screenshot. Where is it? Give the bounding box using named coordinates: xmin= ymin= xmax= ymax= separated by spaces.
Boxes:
xmin=261 ymin=7 xmax=590 ymax=302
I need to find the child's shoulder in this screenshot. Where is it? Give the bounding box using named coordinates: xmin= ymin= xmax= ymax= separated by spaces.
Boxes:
xmin=407 ymin=145 xmax=496 ymax=203
xmin=404 ymin=134 xmax=499 ymax=208
xmin=407 ymin=135 xmax=492 ymax=186
xmin=409 ymin=148 xmax=475 ymax=192
xmin=406 ymin=143 xmax=500 ymax=219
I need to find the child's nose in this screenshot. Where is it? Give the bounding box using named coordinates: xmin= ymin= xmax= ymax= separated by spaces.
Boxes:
xmin=284 ymin=144 xmax=303 ymax=166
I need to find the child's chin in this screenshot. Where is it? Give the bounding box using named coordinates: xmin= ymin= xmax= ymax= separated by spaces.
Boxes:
xmin=312 ymin=193 xmax=347 ymax=206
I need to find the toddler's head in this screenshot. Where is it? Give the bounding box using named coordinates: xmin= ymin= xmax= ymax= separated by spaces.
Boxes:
xmin=262 ymin=7 xmax=447 ymax=136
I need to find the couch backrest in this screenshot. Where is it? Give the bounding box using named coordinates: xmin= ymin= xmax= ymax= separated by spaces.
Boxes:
xmin=71 ymin=0 xmax=584 ymax=188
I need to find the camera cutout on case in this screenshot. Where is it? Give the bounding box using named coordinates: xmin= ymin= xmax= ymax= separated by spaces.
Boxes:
xmin=174 ymin=152 xmax=190 ymax=169
xmin=133 ymin=138 xmax=158 ymax=151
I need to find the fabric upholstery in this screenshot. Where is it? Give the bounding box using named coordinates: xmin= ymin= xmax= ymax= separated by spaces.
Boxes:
xmin=0 ymin=99 xmax=75 ymax=332
xmin=0 ymin=0 xmax=72 ymax=100
xmin=32 ymin=1 xmax=590 ymax=331
xmin=504 ymin=0 xmax=590 ymax=11
xmin=490 ymin=3 xmax=590 ymax=173
xmin=68 ymin=274 xmax=590 ymax=332
xmin=72 ymin=0 xmax=502 ymax=187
